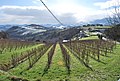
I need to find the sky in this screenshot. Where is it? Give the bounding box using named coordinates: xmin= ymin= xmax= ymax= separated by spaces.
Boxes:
xmin=0 ymin=0 xmax=119 ymax=25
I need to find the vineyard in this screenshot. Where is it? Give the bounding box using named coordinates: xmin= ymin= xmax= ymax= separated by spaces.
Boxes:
xmin=0 ymin=39 xmax=120 ymax=81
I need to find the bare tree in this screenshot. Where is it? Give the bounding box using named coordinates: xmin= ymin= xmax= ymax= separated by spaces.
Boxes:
xmin=105 ymin=1 xmax=120 ymax=41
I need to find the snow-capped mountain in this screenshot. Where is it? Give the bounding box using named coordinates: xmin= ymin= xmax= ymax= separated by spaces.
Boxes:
xmin=6 ymin=24 xmax=48 ymax=40
xmin=6 ymin=24 xmax=80 ymax=41
xmin=41 ymin=24 xmax=78 ymax=29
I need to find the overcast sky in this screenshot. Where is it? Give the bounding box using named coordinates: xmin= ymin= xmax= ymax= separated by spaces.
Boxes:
xmin=0 ymin=0 xmax=119 ymax=25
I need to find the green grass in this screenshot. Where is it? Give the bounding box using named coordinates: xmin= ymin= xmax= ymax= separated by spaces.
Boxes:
xmin=63 ymin=44 xmax=89 ymax=80
xmin=95 ymin=26 xmax=111 ymax=29
xmin=40 ymin=44 xmax=67 ymax=80
xmin=80 ymin=36 xmax=99 ymax=40
xmin=0 ymin=44 xmax=42 ymax=64
xmin=80 ymin=44 xmax=120 ymax=81
xmin=0 ymin=44 xmax=120 ymax=81
xmin=7 ymin=45 xmax=53 ymax=80
xmin=82 ymin=26 xmax=111 ymax=29
xmin=0 ymin=70 xmax=10 ymax=81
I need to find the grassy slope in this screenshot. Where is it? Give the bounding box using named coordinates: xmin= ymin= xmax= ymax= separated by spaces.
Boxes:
xmin=82 ymin=26 xmax=111 ymax=29
xmin=80 ymin=36 xmax=99 ymax=40
xmin=63 ymin=44 xmax=120 ymax=81
xmin=78 ymin=44 xmax=120 ymax=81
xmin=41 ymin=44 xmax=67 ymax=80
xmin=94 ymin=26 xmax=111 ymax=29
xmin=7 ymin=45 xmax=53 ymax=80
xmin=0 ymin=44 xmax=42 ymax=64
xmin=0 ymin=44 xmax=120 ymax=81
xmin=63 ymin=44 xmax=89 ymax=80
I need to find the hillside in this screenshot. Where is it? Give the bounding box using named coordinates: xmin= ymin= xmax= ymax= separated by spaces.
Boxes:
xmin=6 ymin=25 xmax=81 ymax=42
xmin=0 ymin=41 xmax=120 ymax=81
xmin=6 ymin=25 xmax=47 ymax=40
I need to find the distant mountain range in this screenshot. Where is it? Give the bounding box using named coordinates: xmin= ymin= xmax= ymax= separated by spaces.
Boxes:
xmin=90 ymin=18 xmax=108 ymax=25
xmin=0 ymin=24 xmax=70 ymax=31
xmin=5 ymin=24 xmax=80 ymax=41
xmin=0 ymin=18 xmax=109 ymax=41
xmin=0 ymin=25 xmax=13 ymax=31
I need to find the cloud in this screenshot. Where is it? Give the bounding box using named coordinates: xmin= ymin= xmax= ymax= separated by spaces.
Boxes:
xmin=0 ymin=6 xmax=78 ymax=24
xmin=0 ymin=3 xmax=108 ymax=24
xmin=94 ymin=0 xmax=120 ymax=19
xmin=0 ymin=5 xmax=45 ymax=10
xmin=84 ymin=13 xmax=106 ymax=23
xmin=94 ymin=0 xmax=120 ymax=9
xmin=59 ymin=13 xmax=78 ymax=24
xmin=32 ymin=0 xmax=107 ymax=23
xmin=0 ymin=6 xmax=47 ymax=17
xmin=0 ymin=14 xmax=34 ymax=24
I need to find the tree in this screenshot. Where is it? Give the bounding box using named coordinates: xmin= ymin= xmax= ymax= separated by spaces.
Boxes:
xmin=87 ymin=24 xmax=91 ymax=27
xmin=91 ymin=24 xmax=95 ymax=26
xmin=83 ymin=25 xmax=87 ymax=27
xmin=105 ymin=2 xmax=120 ymax=41
xmin=105 ymin=25 xmax=120 ymax=41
